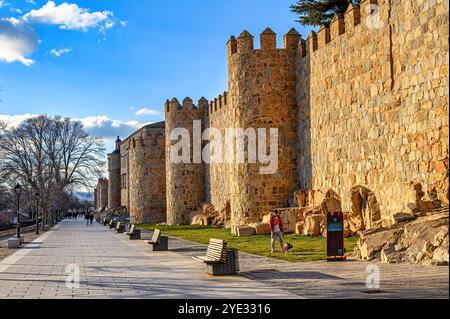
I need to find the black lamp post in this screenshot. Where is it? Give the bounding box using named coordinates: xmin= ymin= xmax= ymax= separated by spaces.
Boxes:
xmin=14 ymin=184 xmax=22 ymax=240
xmin=35 ymin=192 xmax=40 ymax=235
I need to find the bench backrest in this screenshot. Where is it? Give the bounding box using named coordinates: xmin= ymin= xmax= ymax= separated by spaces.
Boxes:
xmin=151 ymin=229 xmax=161 ymax=243
xmin=206 ymin=239 xmax=227 ymax=263
xmin=129 ymin=224 xmax=135 ymax=234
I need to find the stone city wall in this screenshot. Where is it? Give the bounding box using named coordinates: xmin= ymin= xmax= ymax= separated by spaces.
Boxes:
xmin=120 ymin=0 xmax=448 ymax=230
xmin=296 ymin=0 xmax=449 ymax=226
xmin=96 ymin=178 xmax=109 ymax=210
xmin=165 ymin=98 xmax=207 ymax=225
xmin=221 ymin=28 xmax=299 ymax=226
xmin=107 ymin=150 xmax=121 ymax=209
xmin=121 ymin=123 xmax=167 ymax=224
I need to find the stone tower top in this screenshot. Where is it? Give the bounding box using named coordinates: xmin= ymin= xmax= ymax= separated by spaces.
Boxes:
xmin=165 ymin=97 xmax=208 ymax=118
xmin=228 ymin=28 xmax=301 ymax=58
xmin=114 ymin=136 xmax=121 ymax=153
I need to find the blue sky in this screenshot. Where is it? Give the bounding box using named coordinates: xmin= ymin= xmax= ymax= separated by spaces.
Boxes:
xmin=0 ymin=0 xmax=313 ymax=152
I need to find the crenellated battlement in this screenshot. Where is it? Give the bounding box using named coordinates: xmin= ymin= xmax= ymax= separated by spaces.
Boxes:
xmin=165 ymin=97 xmax=208 ymax=115
xmin=299 ymin=0 xmax=382 ymax=57
xmin=227 ymin=28 xmax=301 ymax=57
xmin=119 ymin=0 xmax=449 ymax=237
xmin=208 ymin=91 xmax=228 ymax=115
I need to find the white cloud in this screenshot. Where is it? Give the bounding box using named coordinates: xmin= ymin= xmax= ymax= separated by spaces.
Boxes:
xmin=73 ymin=115 xmax=145 ymax=138
xmin=49 ymin=47 xmax=71 ymax=57
xmin=0 ymin=113 xmax=145 ymax=137
xmin=0 ymin=17 xmax=38 ymax=66
xmin=135 ymin=108 xmax=161 ymax=116
xmin=0 ymin=2 xmax=125 ymax=66
xmin=23 ymin=1 xmax=122 ymax=32
xmin=0 ymin=113 xmax=39 ymax=128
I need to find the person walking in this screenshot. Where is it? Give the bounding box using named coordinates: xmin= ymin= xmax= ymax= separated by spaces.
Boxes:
xmin=89 ymin=213 xmax=94 ymax=225
xmin=85 ymin=212 xmax=90 ymax=225
xmin=269 ymin=210 xmax=285 ymax=254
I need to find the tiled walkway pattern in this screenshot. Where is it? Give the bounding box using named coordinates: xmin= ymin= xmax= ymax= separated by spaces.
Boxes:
xmin=0 ymin=220 xmax=299 ymax=299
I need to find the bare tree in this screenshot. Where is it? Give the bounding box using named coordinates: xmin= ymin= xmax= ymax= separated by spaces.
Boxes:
xmin=0 ymin=115 xmax=105 ymax=228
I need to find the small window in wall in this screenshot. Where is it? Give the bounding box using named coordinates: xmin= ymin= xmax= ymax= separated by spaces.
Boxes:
xmin=121 ymin=174 xmax=127 ymax=189
xmin=121 ymin=155 xmax=128 ymax=170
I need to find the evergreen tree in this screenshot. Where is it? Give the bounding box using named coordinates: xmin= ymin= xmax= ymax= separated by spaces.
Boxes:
xmin=290 ymin=0 xmax=361 ymax=26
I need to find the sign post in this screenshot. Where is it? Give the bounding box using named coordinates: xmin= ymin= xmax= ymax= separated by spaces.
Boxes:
xmin=327 ymin=211 xmax=346 ymax=262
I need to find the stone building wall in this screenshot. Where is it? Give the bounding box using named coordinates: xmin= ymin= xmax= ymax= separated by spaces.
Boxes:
xmin=94 ymin=188 xmax=98 ymax=210
xmin=120 ymin=142 xmax=130 ymax=212
xmin=121 ymin=123 xmax=167 ymax=224
xmin=132 ymin=0 xmax=448 ymax=229
xmin=96 ymin=178 xmax=109 ymax=210
xmin=107 ymin=149 xmax=121 ymax=210
xmin=297 ymin=0 xmax=449 ymax=226
xmin=165 ymin=29 xmax=301 ymax=227
xmin=165 ymin=98 xmax=207 ymax=225
xmin=223 ymin=29 xmax=300 ymax=226
xmin=204 ymin=93 xmax=232 ymax=215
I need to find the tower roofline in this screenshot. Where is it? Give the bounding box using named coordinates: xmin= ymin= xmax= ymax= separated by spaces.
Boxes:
xmin=120 ymin=121 xmax=166 ymax=145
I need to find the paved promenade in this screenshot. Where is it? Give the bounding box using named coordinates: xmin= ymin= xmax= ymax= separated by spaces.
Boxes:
xmin=0 ymin=219 xmax=448 ymax=299
xmin=0 ymin=219 xmax=299 ymax=299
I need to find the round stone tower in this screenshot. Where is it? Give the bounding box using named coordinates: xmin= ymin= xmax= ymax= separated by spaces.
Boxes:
xmin=165 ymin=97 xmax=208 ymax=225
xmin=128 ymin=123 xmax=166 ymax=224
xmin=107 ymin=136 xmax=122 ymax=210
xmin=226 ymin=28 xmax=300 ymax=226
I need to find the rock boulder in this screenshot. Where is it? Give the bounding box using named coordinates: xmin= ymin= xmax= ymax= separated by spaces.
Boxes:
xmin=251 ymin=223 xmax=271 ymax=235
xmin=234 ymin=226 xmax=257 ymax=237
xmin=303 ymin=214 xmax=322 ymax=237
xmin=357 ymin=208 xmax=449 ymax=266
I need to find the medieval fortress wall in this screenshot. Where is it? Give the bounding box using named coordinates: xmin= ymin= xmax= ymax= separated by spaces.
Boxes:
xmin=97 ymin=0 xmax=448 ymax=229
xmin=165 ymin=98 xmax=208 ymax=225
xmin=107 ymin=144 xmax=121 ymax=210
xmin=95 ymin=178 xmax=109 ymax=210
xmin=297 ymin=0 xmax=449 ymax=226
xmin=118 ymin=123 xmax=167 ymax=224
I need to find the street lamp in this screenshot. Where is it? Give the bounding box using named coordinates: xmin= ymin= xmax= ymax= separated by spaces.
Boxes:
xmin=14 ymin=184 xmax=22 ymax=240
xmin=35 ymin=192 xmax=40 ymax=235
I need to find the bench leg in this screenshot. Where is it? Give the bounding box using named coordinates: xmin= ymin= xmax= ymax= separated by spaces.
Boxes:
xmin=129 ymin=230 xmax=141 ymax=240
xmin=150 ymin=236 xmax=168 ymax=251
xmin=205 ymin=249 xmax=239 ymax=276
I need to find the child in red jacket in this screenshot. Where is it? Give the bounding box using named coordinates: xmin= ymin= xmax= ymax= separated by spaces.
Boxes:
xmin=269 ymin=210 xmax=285 ymax=254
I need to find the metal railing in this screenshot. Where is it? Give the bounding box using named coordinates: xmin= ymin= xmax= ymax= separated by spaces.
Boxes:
xmin=0 ymin=219 xmax=41 ymax=232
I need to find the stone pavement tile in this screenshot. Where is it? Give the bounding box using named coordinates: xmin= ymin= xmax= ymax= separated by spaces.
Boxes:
xmin=1 ymin=219 xmax=447 ymax=299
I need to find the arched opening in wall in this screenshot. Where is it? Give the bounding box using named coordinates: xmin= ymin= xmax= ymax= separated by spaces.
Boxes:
xmin=351 ymin=186 xmax=382 ymax=230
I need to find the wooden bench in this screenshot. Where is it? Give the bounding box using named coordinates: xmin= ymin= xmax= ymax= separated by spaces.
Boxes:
xmin=146 ymin=229 xmax=168 ymax=251
xmin=193 ymin=239 xmax=227 ymax=264
xmin=126 ymin=224 xmax=141 ymax=240
xmin=109 ymin=220 xmax=117 ymax=229
xmin=193 ymin=239 xmax=239 ymax=276
xmin=116 ymin=222 xmax=125 ymax=234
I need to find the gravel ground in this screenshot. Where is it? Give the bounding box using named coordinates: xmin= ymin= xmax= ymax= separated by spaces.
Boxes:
xmin=0 ymin=231 xmax=43 ymax=262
